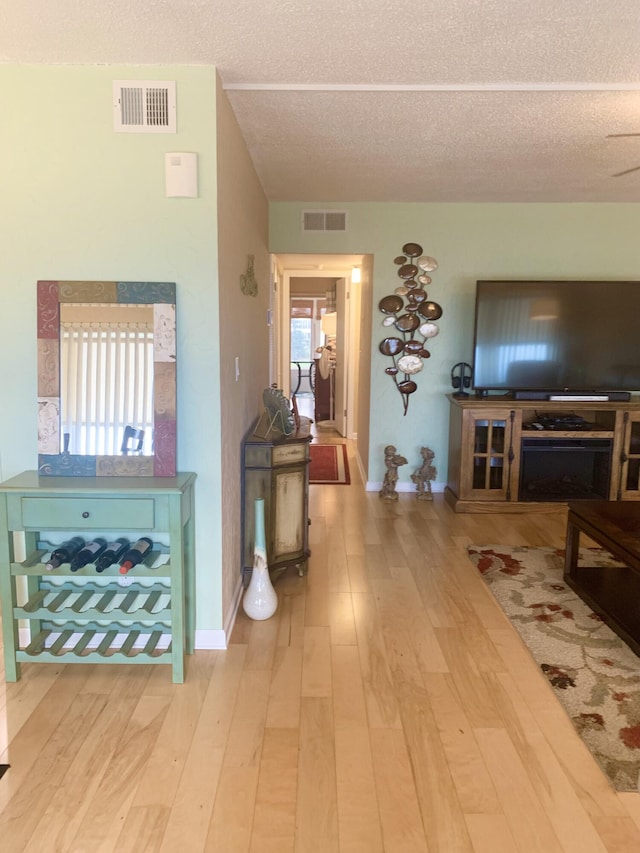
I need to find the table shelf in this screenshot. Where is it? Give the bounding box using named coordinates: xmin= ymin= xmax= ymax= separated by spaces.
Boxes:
xmin=14 ymin=581 xmax=172 ymax=622
xmin=18 ymin=622 xmax=172 ymax=663
xmin=10 ymin=549 xmax=171 ymax=577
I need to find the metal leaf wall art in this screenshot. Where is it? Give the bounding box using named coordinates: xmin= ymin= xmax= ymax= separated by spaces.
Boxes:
xmin=378 ymin=242 xmax=442 ymax=415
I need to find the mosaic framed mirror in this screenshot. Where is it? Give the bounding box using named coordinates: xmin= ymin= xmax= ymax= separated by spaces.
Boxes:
xmin=37 ymin=280 xmax=176 ymax=477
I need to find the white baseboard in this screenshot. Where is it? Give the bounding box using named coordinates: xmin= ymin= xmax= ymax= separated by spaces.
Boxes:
xmin=219 ymin=575 xmax=245 ymax=648
xmin=194 ymin=576 xmax=244 ymax=649
xmin=194 ymin=629 xmax=228 ymax=650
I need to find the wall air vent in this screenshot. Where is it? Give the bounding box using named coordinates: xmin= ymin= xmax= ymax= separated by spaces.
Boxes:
xmin=113 ymin=80 xmax=176 ymax=133
xmin=302 ymin=210 xmax=347 ymax=232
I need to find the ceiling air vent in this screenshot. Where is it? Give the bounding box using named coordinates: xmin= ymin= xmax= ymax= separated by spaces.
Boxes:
xmin=113 ymin=80 xmax=176 ymax=133
xmin=302 ymin=210 xmax=347 ymax=232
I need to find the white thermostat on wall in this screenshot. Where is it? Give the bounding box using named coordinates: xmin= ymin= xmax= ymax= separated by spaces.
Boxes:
xmin=165 ymin=152 xmax=198 ymax=198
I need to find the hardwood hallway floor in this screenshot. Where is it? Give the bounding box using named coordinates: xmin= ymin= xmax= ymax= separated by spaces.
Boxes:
xmin=1 ymin=441 xmax=640 ymax=851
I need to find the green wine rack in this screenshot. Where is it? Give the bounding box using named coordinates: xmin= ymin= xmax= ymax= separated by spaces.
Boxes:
xmin=0 ymin=471 xmax=196 ymax=683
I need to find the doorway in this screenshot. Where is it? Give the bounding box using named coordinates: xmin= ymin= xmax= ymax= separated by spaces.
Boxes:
xmin=271 ymin=254 xmax=367 ymax=441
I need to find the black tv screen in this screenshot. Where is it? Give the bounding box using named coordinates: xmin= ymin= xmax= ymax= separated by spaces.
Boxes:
xmin=472 ymin=280 xmax=640 ymax=394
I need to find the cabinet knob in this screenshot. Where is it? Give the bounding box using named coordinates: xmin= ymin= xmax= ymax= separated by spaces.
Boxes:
xmin=82 ymin=511 xmax=90 ymax=518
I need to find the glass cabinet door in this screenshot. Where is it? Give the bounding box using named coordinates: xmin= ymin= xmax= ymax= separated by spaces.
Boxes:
xmin=619 ymin=414 xmax=640 ymax=498
xmin=463 ymin=410 xmax=515 ymax=500
xmin=472 ymin=417 xmax=505 ymax=491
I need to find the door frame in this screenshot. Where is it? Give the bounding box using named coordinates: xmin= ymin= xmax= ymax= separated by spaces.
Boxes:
xmin=273 ymin=261 xmax=359 ymax=438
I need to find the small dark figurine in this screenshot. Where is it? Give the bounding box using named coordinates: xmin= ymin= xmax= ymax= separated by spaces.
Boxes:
xmin=411 ymin=446 xmax=437 ymax=500
xmin=379 ymin=445 xmax=408 ymax=500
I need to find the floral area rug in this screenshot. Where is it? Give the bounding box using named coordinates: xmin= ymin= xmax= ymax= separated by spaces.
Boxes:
xmin=466 ymin=544 xmax=640 ymax=791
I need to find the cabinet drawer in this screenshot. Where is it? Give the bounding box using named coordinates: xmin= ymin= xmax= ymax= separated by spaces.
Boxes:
xmin=19 ymin=497 xmax=155 ymax=529
xmin=245 ymin=442 xmax=309 ymax=468
xmin=272 ymin=444 xmax=308 ymax=465
xmin=244 ymin=445 xmax=272 ymax=468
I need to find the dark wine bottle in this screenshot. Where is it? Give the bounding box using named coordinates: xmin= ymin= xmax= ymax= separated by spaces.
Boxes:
xmin=94 ymin=538 xmax=130 ymax=573
xmin=45 ymin=536 xmax=85 ymax=571
xmin=119 ymin=537 xmax=153 ymax=574
xmin=70 ymin=537 xmax=108 ymax=572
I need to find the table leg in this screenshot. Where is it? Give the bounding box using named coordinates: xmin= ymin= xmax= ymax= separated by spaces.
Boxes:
xmin=563 ymin=517 xmax=581 ymax=583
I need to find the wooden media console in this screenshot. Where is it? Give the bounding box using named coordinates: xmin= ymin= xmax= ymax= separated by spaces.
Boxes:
xmin=446 ymin=395 xmax=640 ymax=512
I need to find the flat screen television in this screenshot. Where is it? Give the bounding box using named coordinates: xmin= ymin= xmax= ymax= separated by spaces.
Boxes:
xmin=472 ymin=280 xmax=640 ymax=398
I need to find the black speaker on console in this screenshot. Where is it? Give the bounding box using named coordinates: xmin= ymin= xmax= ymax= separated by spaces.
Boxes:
xmin=451 ymin=362 xmax=473 ymax=398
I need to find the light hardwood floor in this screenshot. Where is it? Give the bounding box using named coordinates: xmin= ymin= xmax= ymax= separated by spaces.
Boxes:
xmin=2 ymin=437 xmax=640 ymax=851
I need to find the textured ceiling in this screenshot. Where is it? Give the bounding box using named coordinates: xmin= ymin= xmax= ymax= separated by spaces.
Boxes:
xmin=2 ymin=1 xmax=640 ymax=201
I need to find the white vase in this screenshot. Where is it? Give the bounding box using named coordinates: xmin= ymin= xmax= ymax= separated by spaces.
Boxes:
xmin=243 ymin=498 xmax=278 ymax=620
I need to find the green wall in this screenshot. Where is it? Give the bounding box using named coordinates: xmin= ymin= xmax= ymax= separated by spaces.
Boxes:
xmin=270 ymin=202 xmax=640 ymax=486
xmin=0 ymin=65 xmax=224 ymax=631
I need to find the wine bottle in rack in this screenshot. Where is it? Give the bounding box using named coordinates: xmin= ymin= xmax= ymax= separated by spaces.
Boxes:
xmin=119 ymin=537 xmax=154 ymax=574
xmin=45 ymin=536 xmax=85 ymax=571
xmin=70 ymin=538 xmax=108 ymax=572
xmin=94 ymin=538 xmax=130 ymax=573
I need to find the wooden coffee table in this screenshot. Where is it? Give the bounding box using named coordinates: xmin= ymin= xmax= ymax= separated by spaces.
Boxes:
xmin=564 ymin=500 xmax=640 ymax=656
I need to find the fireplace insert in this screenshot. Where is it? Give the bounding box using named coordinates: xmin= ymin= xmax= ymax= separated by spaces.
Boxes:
xmin=519 ymin=438 xmax=612 ymax=501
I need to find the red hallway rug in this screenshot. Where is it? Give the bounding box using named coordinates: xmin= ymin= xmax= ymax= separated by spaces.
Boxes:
xmin=466 ymin=544 xmax=640 ymax=791
xmin=309 ymin=443 xmax=350 ymax=485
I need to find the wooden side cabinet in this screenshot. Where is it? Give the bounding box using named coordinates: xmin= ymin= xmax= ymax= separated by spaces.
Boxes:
xmin=242 ymin=417 xmax=311 ymax=583
xmin=0 ymin=470 xmax=196 ymax=683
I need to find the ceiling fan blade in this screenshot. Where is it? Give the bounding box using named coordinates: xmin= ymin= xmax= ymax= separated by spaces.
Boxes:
xmin=612 ymin=164 xmax=640 ymax=177
xmin=607 ymin=133 xmax=640 ymax=138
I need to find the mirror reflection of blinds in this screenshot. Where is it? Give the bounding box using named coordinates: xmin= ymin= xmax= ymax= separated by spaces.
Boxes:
xmin=60 ymin=324 xmax=154 ymax=456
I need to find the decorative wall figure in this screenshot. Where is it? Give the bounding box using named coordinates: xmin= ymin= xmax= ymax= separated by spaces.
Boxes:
xmin=379 ymin=445 xmax=407 ymax=500
xmin=240 ymin=254 xmax=258 ymax=297
xmin=379 ymin=242 xmax=443 ymax=415
xmin=411 ymin=447 xmax=437 ymax=500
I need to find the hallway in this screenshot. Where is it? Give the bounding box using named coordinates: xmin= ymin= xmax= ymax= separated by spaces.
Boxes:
xmin=295 ymin=392 xmax=343 ymax=445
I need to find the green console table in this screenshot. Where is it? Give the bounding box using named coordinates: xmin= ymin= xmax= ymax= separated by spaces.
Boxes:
xmin=0 ymin=470 xmax=196 ymax=683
